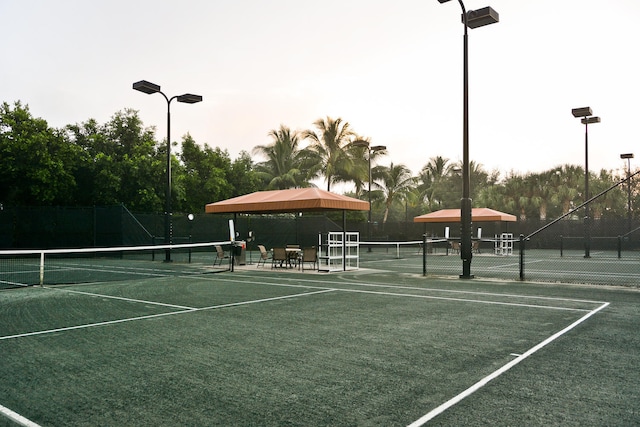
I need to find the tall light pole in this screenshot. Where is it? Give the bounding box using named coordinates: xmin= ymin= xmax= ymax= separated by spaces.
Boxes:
xmin=353 ymin=140 xmax=386 ymax=249
xmin=572 ymin=107 xmax=600 ymax=258
xmin=620 ymin=153 xmax=634 ymax=232
xmin=436 ymin=0 xmax=499 ymax=279
xmin=133 ymin=80 xmax=202 ymax=262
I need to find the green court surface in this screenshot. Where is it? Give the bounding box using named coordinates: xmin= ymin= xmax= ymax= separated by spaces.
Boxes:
xmin=1 ymin=266 xmax=639 ymax=426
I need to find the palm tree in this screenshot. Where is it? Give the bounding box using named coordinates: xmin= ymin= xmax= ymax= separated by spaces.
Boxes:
xmin=551 ymin=164 xmax=582 ymax=215
xmin=468 ymin=160 xmax=492 ymax=202
xmin=252 ymin=125 xmax=311 ymax=189
xmin=417 ymin=156 xmax=452 ymax=210
xmin=344 ymin=137 xmax=387 ymax=197
xmin=375 ymin=162 xmax=415 ymax=224
xmin=301 ymin=116 xmax=356 ymax=191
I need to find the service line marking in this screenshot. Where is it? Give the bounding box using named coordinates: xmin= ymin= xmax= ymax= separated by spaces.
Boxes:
xmin=0 ymin=289 xmax=334 ymax=342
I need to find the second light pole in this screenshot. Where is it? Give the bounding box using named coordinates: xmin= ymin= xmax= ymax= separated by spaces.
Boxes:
xmin=353 ymin=140 xmax=386 ymax=249
xmin=620 ymin=153 xmax=634 ymax=232
xmin=572 ymin=107 xmax=600 ymax=258
xmin=436 ymin=0 xmax=499 ymax=278
xmin=133 ymin=80 xmax=203 ymax=262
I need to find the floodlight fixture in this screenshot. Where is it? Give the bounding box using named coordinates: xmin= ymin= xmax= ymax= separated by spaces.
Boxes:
xmin=572 ymin=107 xmax=593 ymax=118
xmin=177 ymin=94 xmax=203 ymax=104
xmin=620 ymin=153 xmax=634 ymax=160
xmin=371 ymin=145 xmax=387 ymax=152
xmin=132 ymin=80 xmax=161 ymax=94
xmin=465 ymin=7 xmax=499 ymax=29
xmin=581 ymin=116 xmax=601 ymax=125
xmin=352 ymin=140 xmax=370 ymax=148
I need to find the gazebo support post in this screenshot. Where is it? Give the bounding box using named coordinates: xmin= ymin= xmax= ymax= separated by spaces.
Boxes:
xmin=343 ymin=210 xmax=347 ymax=271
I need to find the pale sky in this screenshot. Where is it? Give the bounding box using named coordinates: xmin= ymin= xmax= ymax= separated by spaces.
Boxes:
xmin=2 ymin=0 xmax=638 ymax=185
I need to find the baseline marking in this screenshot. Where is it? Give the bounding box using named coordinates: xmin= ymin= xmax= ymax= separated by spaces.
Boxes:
xmin=407 ymin=301 xmax=610 ymax=427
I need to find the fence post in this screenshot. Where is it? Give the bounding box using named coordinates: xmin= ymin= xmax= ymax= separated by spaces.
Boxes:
xmin=519 ymin=234 xmax=525 ymax=281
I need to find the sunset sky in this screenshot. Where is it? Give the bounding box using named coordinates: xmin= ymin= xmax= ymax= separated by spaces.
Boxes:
xmin=2 ymin=0 xmax=638 ymax=188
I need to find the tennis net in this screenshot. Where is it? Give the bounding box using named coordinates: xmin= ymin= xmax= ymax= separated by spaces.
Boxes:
xmin=359 ymin=238 xmax=450 ymax=260
xmin=0 ymin=241 xmax=232 ymax=289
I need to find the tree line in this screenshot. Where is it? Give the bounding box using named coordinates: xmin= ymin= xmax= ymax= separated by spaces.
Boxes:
xmin=1 ymin=101 xmax=637 ymax=224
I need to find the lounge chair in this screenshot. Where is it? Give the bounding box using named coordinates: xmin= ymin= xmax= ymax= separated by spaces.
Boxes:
xmin=257 ymin=245 xmax=271 ymax=267
xmin=300 ymin=246 xmax=317 ymax=271
xmin=271 ymin=247 xmax=287 ymax=268
xmin=214 ymin=245 xmax=228 ymax=266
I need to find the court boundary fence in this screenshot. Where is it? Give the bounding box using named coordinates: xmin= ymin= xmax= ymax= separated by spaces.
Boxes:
xmin=519 ymin=171 xmax=640 ymax=281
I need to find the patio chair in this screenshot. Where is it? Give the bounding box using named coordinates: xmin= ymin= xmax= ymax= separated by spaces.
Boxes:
xmin=472 ymin=240 xmax=481 ymax=254
xmin=300 ymin=246 xmax=317 ymax=271
xmin=256 ymin=245 xmax=271 ymax=267
xmin=271 ymin=247 xmax=287 ymax=268
xmin=214 ymin=245 xmax=228 ymax=266
xmin=450 ymin=241 xmax=460 ymax=254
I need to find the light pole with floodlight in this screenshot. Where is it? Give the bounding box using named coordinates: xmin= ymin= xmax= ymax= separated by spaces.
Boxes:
xmin=133 ymin=80 xmax=202 ymax=262
xmin=571 ymin=107 xmax=600 ymax=258
xmin=353 ymin=140 xmax=386 ymax=249
xmin=435 ymin=0 xmax=499 ymax=279
xmin=620 ymin=153 xmax=634 ymax=232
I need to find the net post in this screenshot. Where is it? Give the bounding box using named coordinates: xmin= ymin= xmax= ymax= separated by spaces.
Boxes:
xmin=518 ymin=234 xmax=525 ymax=281
xmin=560 ymin=235 xmax=563 ymax=257
xmin=39 ymin=251 xmax=45 ymax=286
xmin=617 ymin=235 xmax=622 ymax=259
xmin=422 ymin=234 xmax=427 ymax=276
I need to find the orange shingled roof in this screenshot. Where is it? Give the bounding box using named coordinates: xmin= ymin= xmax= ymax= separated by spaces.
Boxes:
xmin=414 ymin=208 xmax=517 ymax=223
xmin=205 ymin=188 xmax=370 ymax=214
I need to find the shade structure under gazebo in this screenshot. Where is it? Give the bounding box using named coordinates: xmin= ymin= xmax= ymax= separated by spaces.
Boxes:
xmin=205 ymin=188 xmax=369 ymax=214
xmin=413 ymin=208 xmax=517 ymax=223
xmin=205 ymin=188 xmax=369 ymax=272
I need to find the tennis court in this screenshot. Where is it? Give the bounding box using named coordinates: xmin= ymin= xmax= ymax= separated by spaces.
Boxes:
xmin=358 ymin=237 xmax=640 ymax=286
xmin=1 ymin=248 xmax=639 ymax=426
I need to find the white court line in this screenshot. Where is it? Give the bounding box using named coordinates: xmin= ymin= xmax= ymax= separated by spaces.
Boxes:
xmin=331 ymin=288 xmax=591 ymax=312
xmin=218 ymin=274 xmax=607 ymax=306
xmin=46 ymin=287 xmax=197 ymax=310
xmin=0 ymin=309 xmax=195 ymax=341
xmin=198 ymin=289 xmax=335 ymax=310
xmin=46 ymin=263 xmax=171 ymax=278
xmin=0 ymin=404 xmax=41 ymax=427
xmin=0 ymin=289 xmax=335 ymax=342
xmin=202 ymin=277 xmax=590 ymax=312
xmin=0 ymin=288 xmax=333 ymax=426
xmin=407 ymin=301 xmax=610 ymax=427
xmin=487 ymin=258 xmax=545 ymax=269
